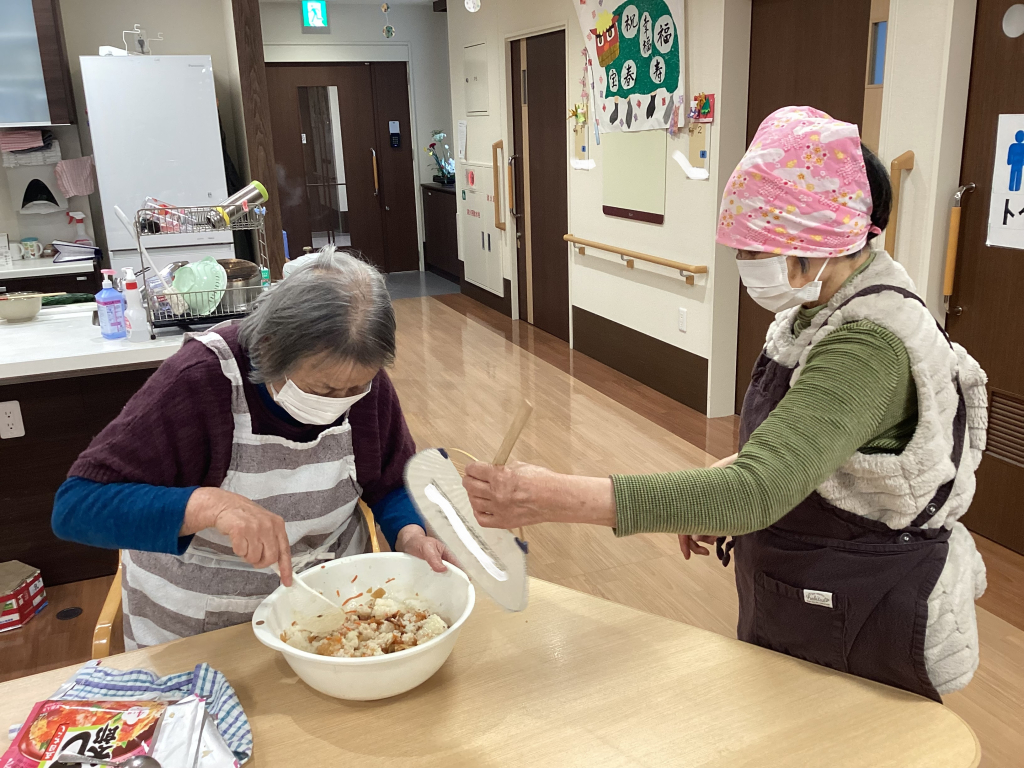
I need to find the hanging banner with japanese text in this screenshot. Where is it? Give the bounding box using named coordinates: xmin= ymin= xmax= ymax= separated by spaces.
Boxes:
xmin=576 ymin=0 xmax=686 ymax=133
xmin=987 ymin=114 xmax=1024 ymax=249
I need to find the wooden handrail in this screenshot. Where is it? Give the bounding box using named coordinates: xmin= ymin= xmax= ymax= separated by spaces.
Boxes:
xmin=884 ymin=150 xmax=915 ymax=260
xmin=564 ymin=234 xmax=707 ymax=285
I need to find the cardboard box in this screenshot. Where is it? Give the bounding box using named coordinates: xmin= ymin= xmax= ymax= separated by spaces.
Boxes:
xmin=0 ymin=560 xmax=47 ymax=632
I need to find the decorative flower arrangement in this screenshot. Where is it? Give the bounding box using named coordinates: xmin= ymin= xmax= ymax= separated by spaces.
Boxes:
xmin=424 ymin=130 xmax=455 ymax=184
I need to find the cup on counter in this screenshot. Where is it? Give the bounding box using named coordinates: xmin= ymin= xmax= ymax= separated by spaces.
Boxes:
xmin=11 ymin=239 xmax=43 ymax=259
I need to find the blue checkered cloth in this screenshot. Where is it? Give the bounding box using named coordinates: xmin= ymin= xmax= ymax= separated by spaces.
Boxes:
xmin=55 ymin=662 xmax=252 ymax=762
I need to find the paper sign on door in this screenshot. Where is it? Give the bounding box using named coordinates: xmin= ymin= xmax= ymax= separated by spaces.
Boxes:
xmin=987 ymin=114 xmax=1024 ymax=249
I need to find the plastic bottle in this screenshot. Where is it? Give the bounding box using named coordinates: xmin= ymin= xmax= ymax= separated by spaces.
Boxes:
xmin=68 ymin=211 xmax=93 ymax=246
xmin=123 ymin=276 xmax=149 ymax=343
xmin=207 ymin=181 xmax=268 ymax=228
xmin=96 ymin=269 xmax=126 ymax=340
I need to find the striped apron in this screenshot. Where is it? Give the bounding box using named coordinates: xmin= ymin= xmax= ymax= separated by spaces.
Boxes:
xmin=121 ymin=326 xmax=368 ymax=650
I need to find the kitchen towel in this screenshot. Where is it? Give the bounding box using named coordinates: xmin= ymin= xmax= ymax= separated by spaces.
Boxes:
xmin=55 ymin=155 xmax=96 ymax=197
xmin=0 ymin=130 xmax=43 ymax=153
xmin=2 ymin=140 xmax=61 ymax=169
xmin=53 ymin=662 xmax=253 ymax=763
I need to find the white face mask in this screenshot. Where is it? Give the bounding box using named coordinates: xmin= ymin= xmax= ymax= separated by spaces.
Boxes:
xmin=270 ymin=379 xmax=371 ymax=425
xmin=736 ymin=256 xmax=829 ymax=313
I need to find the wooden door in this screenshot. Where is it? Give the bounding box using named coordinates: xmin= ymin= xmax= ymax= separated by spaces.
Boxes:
xmin=948 ymin=0 xmax=1024 ymax=554
xmin=266 ymin=63 xmax=417 ymax=272
xmin=371 ymin=62 xmax=419 ymax=273
xmin=511 ymin=32 xmax=570 ymax=341
xmin=735 ymin=0 xmax=872 ymax=412
xmin=334 ymin=64 xmax=387 ymax=270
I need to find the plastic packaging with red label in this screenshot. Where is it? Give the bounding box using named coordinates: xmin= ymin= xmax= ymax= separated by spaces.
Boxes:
xmin=1 ymin=700 xmax=166 ymax=768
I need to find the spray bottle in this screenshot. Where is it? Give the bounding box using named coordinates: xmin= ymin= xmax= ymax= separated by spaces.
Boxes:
xmin=67 ymin=211 xmax=92 ymax=246
xmin=96 ymin=269 xmax=126 ymax=340
xmin=122 ymin=267 xmax=149 ymax=342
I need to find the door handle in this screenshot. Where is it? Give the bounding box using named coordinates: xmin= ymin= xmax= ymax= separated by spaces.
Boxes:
xmin=372 ymin=148 xmax=380 ymax=197
xmin=492 ymin=140 xmax=506 ymax=231
xmin=943 ymin=183 xmax=975 ymax=305
xmin=508 ymin=155 xmax=519 ymax=219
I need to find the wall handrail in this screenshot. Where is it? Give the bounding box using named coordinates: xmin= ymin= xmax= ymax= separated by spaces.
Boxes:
xmin=884 ymin=150 xmax=915 ymax=260
xmin=564 ymin=234 xmax=707 ymax=285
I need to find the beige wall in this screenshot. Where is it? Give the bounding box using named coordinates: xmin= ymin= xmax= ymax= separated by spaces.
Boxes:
xmin=446 ymin=0 xmax=751 ymax=417
xmin=59 ymin=0 xmax=244 ymax=253
xmin=878 ymin=0 xmax=977 ymax=321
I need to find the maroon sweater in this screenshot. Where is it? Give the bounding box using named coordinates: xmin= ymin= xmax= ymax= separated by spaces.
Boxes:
xmin=70 ymin=324 xmax=415 ymax=505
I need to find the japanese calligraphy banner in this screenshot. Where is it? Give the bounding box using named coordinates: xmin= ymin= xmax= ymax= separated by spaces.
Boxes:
xmin=987 ymin=114 xmax=1024 ymax=249
xmin=577 ymin=0 xmax=686 ymax=133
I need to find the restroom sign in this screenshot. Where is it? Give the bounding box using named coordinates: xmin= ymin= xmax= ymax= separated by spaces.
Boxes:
xmin=987 ymin=114 xmax=1024 ymax=249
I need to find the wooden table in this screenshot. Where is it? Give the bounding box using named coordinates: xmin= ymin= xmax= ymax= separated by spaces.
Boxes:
xmin=0 ymin=580 xmax=979 ymax=767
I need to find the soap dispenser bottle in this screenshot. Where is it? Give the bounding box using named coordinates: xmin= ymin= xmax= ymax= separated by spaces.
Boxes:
xmin=96 ymin=269 xmax=126 ymax=339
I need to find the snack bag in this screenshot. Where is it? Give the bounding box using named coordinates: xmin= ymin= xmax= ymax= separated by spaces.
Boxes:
xmin=1 ymin=700 xmax=165 ymax=767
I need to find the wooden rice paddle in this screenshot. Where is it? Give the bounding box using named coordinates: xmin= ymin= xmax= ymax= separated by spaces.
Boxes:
xmin=492 ymin=400 xmax=534 ymax=540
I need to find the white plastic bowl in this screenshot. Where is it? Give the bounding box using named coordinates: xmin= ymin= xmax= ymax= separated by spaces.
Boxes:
xmin=0 ymin=293 xmax=42 ymax=323
xmin=252 ymin=553 xmax=475 ymax=701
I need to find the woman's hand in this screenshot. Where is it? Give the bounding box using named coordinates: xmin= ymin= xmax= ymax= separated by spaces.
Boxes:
xmin=678 ymin=534 xmax=718 ymax=560
xmin=711 ymin=453 xmax=738 ymax=469
xmin=463 ymin=461 xmax=616 ymax=529
xmin=182 ymin=487 xmax=294 ymax=585
xmin=396 ymin=524 xmax=456 ymax=572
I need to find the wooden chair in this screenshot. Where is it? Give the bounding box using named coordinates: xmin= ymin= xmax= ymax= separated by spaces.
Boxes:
xmin=90 ymin=501 xmax=383 ymax=659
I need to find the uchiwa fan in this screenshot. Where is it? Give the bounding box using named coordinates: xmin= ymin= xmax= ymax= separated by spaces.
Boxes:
xmin=404 ymin=401 xmax=533 ymax=611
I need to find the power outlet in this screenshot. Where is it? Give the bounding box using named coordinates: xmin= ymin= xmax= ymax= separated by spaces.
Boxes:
xmin=0 ymin=401 xmax=25 ymax=439
xmin=678 ymin=307 xmax=687 ymax=332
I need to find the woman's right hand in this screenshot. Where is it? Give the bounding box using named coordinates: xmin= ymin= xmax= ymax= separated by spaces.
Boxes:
xmin=182 ymin=487 xmax=293 ymax=585
xmin=678 ymin=534 xmax=718 ymax=560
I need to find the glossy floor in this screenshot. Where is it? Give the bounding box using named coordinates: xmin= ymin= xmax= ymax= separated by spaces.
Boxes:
xmin=2 ymin=294 xmax=1020 ymax=766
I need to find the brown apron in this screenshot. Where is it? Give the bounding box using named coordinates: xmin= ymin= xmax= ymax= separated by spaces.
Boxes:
xmin=721 ymin=285 xmax=966 ymax=702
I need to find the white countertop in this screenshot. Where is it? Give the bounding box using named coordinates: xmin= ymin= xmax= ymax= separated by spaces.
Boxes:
xmin=0 ymin=256 xmax=95 ymax=280
xmin=0 ymin=303 xmax=183 ymax=383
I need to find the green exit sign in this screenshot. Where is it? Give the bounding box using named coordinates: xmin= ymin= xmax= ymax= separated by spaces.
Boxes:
xmin=302 ymin=1 xmax=329 ymax=32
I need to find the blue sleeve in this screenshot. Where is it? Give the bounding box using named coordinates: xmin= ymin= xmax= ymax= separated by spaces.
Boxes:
xmin=52 ymin=477 xmax=198 ymax=556
xmin=371 ymin=487 xmax=424 ymax=550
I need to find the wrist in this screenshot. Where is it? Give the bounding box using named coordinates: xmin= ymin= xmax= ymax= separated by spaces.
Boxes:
xmin=181 ymin=487 xmax=220 ymax=536
xmin=395 ymin=523 xmax=426 ymax=551
xmin=557 ymin=474 xmax=616 ymax=527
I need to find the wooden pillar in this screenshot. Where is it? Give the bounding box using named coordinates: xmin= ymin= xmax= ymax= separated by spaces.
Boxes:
xmin=230 ymin=0 xmax=286 ymax=278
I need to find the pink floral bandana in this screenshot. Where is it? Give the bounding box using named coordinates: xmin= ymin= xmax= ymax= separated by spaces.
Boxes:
xmin=716 ymin=106 xmax=879 ymax=258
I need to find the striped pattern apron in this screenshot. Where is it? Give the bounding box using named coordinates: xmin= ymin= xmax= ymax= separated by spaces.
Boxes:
xmin=121 ymin=326 xmax=368 ymax=650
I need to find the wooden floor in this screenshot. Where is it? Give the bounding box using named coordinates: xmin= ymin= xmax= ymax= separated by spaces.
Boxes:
xmin=1 ymin=294 xmax=1021 ymax=766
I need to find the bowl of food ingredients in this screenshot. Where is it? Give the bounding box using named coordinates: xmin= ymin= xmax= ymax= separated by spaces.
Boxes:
xmin=252 ymin=553 xmax=475 ymax=701
xmin=0 ymin=292 xmax=42 ymax=323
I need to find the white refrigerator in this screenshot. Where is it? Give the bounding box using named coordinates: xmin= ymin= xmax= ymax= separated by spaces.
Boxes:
xmin=80 ymin=54 xmax=234 ymax=273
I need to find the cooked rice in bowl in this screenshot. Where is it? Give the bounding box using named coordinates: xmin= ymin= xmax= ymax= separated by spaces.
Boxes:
xmin=281 ymin=592 xmax=449 ymax=658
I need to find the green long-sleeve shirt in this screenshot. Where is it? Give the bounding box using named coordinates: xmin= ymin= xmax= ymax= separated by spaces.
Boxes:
xmin=613 ymin=309 xmax=918 ymax=538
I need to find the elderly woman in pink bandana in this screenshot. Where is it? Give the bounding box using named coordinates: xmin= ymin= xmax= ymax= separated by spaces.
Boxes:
xmin=461 ymin=107 xmax=990 ymax=702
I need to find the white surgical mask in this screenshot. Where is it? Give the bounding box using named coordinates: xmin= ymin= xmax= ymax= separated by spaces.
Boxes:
xmin=736 ymin=256 xmax=829 ymax=313
xmin=270 ymin=379 xmax=371 ymax=425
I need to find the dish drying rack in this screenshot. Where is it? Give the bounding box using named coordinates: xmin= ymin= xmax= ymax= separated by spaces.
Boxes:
xmin=132 ymin=204 xmax=269 ymax=338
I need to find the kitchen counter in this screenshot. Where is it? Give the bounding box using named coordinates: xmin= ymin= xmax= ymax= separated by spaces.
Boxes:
xmin=0 ymin=256 xmax=95 ymax=279
xmin=0 ymin=305 xmax=184 ymax=586
xmin=0 ymin=579 xmax=981 ymax=767
xmin=0 ymin=303 xmax=183 ymax=385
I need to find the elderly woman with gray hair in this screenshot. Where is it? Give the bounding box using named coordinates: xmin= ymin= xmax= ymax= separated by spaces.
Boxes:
xmin=53 ymin=248 xmax=451 ymax=649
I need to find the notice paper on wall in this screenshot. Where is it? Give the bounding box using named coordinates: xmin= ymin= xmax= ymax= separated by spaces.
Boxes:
xmin=458 ymin=120 xmax=468 ymax=160
xmin=602 ymin=128 xmax=667 ymax=223
xmin=987 ymin=113 xmax=1024 ymax=250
